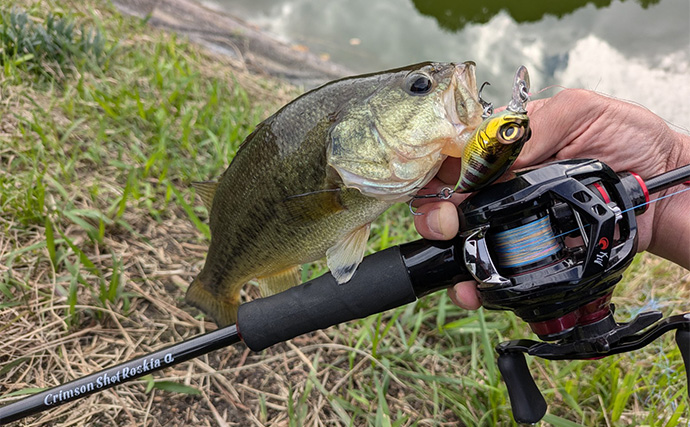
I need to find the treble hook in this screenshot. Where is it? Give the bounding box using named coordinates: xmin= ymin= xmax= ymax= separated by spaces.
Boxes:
xmin=408 ymin=187 xmax=455 ymax=216
xmin=478 ymin=81 xmax=494 ymax=118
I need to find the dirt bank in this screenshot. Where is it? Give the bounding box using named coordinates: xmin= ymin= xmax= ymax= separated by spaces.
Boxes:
xmin=113 ymin=0 xmax=354 ymax=88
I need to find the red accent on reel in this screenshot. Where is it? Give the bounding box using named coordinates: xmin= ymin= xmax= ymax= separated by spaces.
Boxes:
xmin=598 ymin=237 xmax=609 ymax=250
xmin=592 ymin=182 xmax=611 ymax=203
xmin=529 ymin=293 xmax=613 ymax=339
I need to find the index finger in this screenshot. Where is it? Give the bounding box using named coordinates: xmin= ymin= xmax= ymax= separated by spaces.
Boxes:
xmin=513 ymin=89 xmax=608 ymax=169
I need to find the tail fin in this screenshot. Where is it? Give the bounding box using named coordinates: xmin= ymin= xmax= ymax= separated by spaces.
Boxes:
xmin=185 ymin=276 xmax=239 ymax=327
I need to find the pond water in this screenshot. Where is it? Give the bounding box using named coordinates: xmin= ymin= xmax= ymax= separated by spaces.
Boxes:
xmin=203 ymin=0 xmax=689 ymax=129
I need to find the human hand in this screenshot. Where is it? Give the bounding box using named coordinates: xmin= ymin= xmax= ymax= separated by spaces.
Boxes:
xmin=415 ymin=88 xmax=690 ymax=310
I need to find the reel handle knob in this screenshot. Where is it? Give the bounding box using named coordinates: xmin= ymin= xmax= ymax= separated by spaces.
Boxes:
xmin=675 ymin=328 xmax=690 ymax=391
xmin=497 ymin=351 xmax=547 ymax=424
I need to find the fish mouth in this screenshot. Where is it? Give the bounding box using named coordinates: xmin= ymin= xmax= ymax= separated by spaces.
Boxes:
xmin=440 ymin=62 xmax=483 ymax=157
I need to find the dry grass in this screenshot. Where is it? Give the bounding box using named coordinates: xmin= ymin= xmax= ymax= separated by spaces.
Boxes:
xmin=0 ymin=2 xmax=315 ymax=425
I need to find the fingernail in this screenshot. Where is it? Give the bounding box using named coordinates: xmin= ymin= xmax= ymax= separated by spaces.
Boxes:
xmin=427 ymin=208 xmax=443 ymax=236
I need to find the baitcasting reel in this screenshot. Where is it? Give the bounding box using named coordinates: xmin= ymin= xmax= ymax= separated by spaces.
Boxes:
xmin=457 ymin=158 xmax=690 ymax=423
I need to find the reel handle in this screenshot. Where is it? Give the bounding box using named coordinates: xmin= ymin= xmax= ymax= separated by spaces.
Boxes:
xmin=497 ymin=351 xmax=547 ymax=424
xmin=675 ymin=328 xmax=690 ymax=390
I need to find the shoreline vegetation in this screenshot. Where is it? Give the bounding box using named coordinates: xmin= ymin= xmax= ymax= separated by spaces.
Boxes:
xmin=1 ymin=1 xmax=688 ymax=426
xmin=112 ymin=0 xmax=353 ymax=88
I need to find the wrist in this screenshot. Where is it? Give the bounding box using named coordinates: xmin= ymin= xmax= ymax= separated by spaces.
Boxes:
xmin=647 ymin=130 xmax=690 ymax=269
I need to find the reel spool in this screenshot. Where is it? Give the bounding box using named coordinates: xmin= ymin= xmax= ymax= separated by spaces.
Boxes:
xmin=490 ymin=209 xmax=563 ymax=275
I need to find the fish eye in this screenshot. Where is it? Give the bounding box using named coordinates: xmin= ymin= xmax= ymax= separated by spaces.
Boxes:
xmin=498 ymin=123 xmax=525 ymax=143
xmin=405 ymin=73 xmax=434 ymax=95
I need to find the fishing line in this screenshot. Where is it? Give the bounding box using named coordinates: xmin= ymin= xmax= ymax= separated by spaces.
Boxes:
xmin=622 ymin=184 xmax=690 ymax=215
xmin=533 ymin=85 xmax=569 ymax=97
xmin=410 ymin=170 xmax=690 ymax=261
xmin=492 ymin=216 xmax=562 ymax=268
xmin=491 ymin=184 xmax=690 ymax=259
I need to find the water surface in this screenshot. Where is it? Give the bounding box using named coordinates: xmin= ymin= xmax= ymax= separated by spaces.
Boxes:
xmin=205 ymin=0 xmax=689 ymax=129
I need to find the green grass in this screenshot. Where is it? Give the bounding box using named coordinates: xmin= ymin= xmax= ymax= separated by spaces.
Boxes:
xmin=0 ymin=7 xmax=107 ymax=79
xmin=0 ymin=1 xmax=689 ymax=426
xmin=0 ymin=1 xmax=268 ymax=321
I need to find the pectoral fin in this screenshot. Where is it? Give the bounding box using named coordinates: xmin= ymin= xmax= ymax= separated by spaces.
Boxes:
xmin=282 ymin=189 xmax=345 ymax=226
xmin=191 ymin=181 xmax=219 ymax=212
xmin=257 ymin=265 xmax=302 ymax=297
xmin=326 ymin=224 xmax=371 ymax=284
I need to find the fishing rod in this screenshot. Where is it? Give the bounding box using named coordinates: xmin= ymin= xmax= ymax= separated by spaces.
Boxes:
xmin=0 ymin=234 xmax=460 ymax=424
xmin=2 ymin=159 xmax=690 ymax=425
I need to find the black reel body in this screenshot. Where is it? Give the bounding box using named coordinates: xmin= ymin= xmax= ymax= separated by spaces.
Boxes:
xmin=459 ymin=159 xmax=646 ymax=339
xmin=455 ymin=159 xmax=690 ymax=424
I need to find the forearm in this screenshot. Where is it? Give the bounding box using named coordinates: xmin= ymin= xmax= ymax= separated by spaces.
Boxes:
xmin=647 ymin=131 xmax=690 ymax=269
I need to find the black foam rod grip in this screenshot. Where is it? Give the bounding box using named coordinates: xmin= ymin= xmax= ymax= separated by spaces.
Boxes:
xmin=497 ymin=352 xmax=548 ymax=424
xmin=238 ymin=245 xmax=417 ymax=352
xmin=676 ymin=328 xmax=690 ymax=391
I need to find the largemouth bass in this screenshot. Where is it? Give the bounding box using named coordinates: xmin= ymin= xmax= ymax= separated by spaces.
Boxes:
xmin=187 ymin=62 xmax=484 ymax=326
xmin=456 ymin=65 xmax=531 ymax=192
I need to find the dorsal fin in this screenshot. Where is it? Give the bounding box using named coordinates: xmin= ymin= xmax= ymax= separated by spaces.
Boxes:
xmin=191 ymin=181 xmax=219 ymax=212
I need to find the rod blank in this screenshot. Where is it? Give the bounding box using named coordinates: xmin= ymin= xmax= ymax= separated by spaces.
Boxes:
xmin=645 ymin=164 xmax=690 ymax=195
xmin=0 ymin=325 xmax=241 ymax=425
